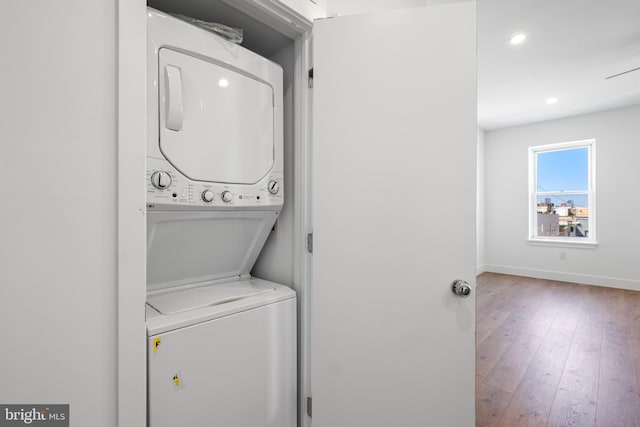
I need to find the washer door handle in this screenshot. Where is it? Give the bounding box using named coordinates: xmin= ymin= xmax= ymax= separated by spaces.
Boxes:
xmin=164 ymin=65 xmax=183 ymax=131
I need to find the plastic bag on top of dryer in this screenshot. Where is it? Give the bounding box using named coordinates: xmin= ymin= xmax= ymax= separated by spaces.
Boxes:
xmin=172 ymin=13 xmax=243 ymax=44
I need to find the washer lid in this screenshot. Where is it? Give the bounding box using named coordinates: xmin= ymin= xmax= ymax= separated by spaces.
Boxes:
xmin=147 ymin=282 xmax=276 ymax=315
xmin=146 ymin=209 xmax=279 ymax=292
xmin=158 ymin=47 xmax=275 ymax=184
xmin=145 ymin=277 xmax=296 ymax=336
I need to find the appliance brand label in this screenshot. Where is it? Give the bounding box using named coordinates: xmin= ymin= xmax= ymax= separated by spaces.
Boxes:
xmin=0 ymin=405 xmax=68 ymax=426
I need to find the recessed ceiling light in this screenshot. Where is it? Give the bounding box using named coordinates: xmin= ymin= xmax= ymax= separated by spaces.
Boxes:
xmin=509 ymin=33 xmax=526 ymax=45
xmin=546 ymin=97 xmax=558 ymax=105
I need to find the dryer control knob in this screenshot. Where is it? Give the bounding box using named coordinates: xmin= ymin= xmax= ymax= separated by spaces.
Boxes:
xmin=221 ymin=191 xmax=233 ymax=203
xmin=151 ymin=171 xmax=172 ymax=189
xmin=201 ymin=190 xmax=214 ymax=203
xmin=267 ymin=180 xmax=280 ymax=195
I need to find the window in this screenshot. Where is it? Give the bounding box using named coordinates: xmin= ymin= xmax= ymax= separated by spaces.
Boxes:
xmin=529 ymin=139 xmax=596 ymax=244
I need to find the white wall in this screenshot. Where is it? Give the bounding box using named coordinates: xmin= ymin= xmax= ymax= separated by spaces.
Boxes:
xmin=477 ymin=128 xmax=486 ymax=272
xmin=279 ymin=0 xmax=326 ymax=19
xmin=0 ymin=0 xmax=118 ymax=424
xmin=484 ymin=105 xmax=640 ymax=290
xmin=325 ymin=0 xmax=473 ymax=16
xmin=326 ymin=0 xmax=426 ymax=16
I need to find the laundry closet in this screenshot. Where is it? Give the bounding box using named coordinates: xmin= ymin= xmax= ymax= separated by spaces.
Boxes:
xmin=143 ymin=2 xmax=314 ymax=426
xmin=141 ymin=1 xmax=478 ymax=426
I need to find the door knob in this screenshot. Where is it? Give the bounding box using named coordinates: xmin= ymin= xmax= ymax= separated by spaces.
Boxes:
xmin=451 ymin=280 xmax=471 ymax=298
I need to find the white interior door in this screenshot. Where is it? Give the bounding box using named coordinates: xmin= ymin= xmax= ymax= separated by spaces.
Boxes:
xmin=311 ymin=4 xmax=477 ymax=426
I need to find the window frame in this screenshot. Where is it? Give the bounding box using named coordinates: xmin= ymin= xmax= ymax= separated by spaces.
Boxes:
xmin=528 ymin=139 xmax=597 ymax=247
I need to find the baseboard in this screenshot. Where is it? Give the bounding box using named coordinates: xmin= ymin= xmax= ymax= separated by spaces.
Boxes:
xmin=476 ymin=264 xmax=488 ymax=275
xmin=483 ymin=264 xmax=640 ymax=292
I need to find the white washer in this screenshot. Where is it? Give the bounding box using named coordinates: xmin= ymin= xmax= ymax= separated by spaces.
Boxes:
xmin=146 ymin=279 xmax=296 ymax=427
xmin=145 ymin=8 xmax=295 ymax=427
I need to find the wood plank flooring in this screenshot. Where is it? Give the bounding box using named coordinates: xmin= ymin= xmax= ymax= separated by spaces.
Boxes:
xmin=476 ymin=273 xmax=640 ymax=427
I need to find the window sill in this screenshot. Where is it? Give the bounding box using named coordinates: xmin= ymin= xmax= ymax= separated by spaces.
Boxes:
xmin=528 ymin=238 xmax=599 ymax=249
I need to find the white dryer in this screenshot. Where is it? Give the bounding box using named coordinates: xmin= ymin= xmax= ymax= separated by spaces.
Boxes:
xmin=145 ymin=8 xmax=295 ymax=427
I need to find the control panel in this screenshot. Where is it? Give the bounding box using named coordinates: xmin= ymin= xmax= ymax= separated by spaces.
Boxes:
xmin=146 ymin=157 xmax=283 ymax=208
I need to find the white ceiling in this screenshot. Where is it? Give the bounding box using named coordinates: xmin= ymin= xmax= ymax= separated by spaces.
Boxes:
xmin=478 ymin=0 xmax=640 ymax=130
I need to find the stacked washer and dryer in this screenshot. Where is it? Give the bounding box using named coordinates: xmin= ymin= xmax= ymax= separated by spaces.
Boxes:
xmin=145 ymin=8 xmax=296 ymax=427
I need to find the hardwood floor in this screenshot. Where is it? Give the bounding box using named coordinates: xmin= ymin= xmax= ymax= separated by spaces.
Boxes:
xmin=476 ymin=273 xmax=640 ymax=427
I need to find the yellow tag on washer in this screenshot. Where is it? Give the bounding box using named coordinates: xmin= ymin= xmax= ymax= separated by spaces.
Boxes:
xmin=153 ymin=337 xmax=161 ymax=352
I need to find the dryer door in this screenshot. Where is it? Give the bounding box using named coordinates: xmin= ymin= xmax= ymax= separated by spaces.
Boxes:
xmin=158 ymin=48 xmax=275 ymax=184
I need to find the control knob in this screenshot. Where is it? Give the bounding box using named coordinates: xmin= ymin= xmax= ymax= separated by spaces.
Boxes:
xmin=201 ymin=190 xmax=214 ymax=203
xmin=267 ymin=180 xmax=280 ymax=195
xmin=151 ymin=171 xmax=172 ymax=189
xmin=221 ymin=191 xmax=233 ymax=203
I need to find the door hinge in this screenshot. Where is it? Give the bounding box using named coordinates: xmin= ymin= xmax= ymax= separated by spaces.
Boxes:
xmin=306 ymin=396 xmax=312 ymax=417
xmin=306 ymin=232 xmax=313 ymax=254
xmin=308 ymin=68 xmax=314 ymax=89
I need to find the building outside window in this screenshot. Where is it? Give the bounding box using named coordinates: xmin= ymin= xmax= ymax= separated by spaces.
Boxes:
xmin=528 ymin=139 xmax=596 ymax=244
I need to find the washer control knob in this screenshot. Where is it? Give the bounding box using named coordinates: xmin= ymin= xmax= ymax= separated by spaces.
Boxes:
xmin=151 ymin=171 xmax=172 ymax=189
xmin=201 ymin=190 xmax=214 ymax=203
xmin=267 ymin=180 xmax=280 ymax=195
xmin=221 ymin=191 xmax=233 ymax=203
